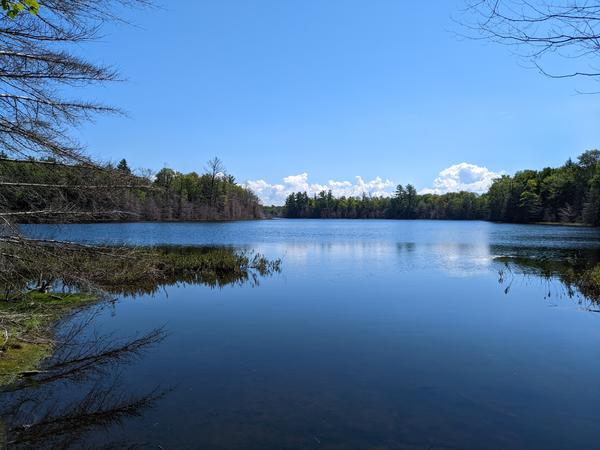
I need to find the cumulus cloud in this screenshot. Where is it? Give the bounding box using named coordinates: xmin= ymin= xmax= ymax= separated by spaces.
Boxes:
xmin=245 ymin=163 xmax=502 ymax=205
xmin=419 ymin=163 xmax=501 ymax=195
xmin=245 ymin=173 xmax=396 ymax=205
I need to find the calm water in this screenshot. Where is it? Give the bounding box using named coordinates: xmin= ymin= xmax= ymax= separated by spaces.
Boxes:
xmin=11 ymin=220 xmax=600 ymax=449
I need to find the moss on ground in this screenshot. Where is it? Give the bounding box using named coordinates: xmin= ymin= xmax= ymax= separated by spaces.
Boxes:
xmin=0 ymin=245 xmax=280 ymax=388
xmin=0 ymin=292 xmax=96 ymax=386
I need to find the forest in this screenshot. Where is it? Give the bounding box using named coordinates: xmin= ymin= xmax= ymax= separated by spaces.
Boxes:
xmin=0 ymin=156 xmax=264 ymax=222
xmin=5 ymin=150 xmax=599 ymax=226
xmin=281 ymin=150 xmax=600 ymax=226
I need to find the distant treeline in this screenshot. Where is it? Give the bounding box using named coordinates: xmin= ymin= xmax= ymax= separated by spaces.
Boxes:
xmin=280 ymin=150 xmax=600 ymax=226
xmin=0 ymin=156 xmax=263 ymax=222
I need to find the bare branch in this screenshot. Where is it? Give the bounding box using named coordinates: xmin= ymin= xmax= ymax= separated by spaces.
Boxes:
xmin=461 ymin=0 xmax=600 ymax=83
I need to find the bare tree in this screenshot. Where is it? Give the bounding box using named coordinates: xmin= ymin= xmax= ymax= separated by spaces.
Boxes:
xmin=0 ymin=1 xmax=148 ymax=164
xmin=0 ymin=0 xmax=153 ymax=197
xmin=0 ymin=1 xmax=155 ymax=274
xmin=206 ymin=156 xmax=225 ymax=209
xmin=462 ymin=0 xmax=600 ymax=84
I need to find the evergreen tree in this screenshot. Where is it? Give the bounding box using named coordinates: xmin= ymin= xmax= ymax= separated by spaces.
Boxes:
xmin=117 ymin=159 xmax=132 ymax=175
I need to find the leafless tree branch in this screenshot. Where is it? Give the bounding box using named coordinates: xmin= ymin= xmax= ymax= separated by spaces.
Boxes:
xmin=461 ymin=0 xmax=600 ymax=83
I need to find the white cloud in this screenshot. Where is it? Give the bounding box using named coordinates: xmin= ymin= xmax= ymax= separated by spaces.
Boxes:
xmin=245 ymin=173 xmax=396 ymax=205
xmin=419 ymin=163 xmax=501 ymax=195
xmin=245 ymin=163 xmax=502 ymax=205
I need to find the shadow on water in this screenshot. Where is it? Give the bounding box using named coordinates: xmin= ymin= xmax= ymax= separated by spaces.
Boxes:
xmin=3 ymin=244 xmax=282 ymax=298
xmin=5 ymin=233 xmax=600 ymax=449
xmin=0 ymin=308 xmax=167 ymax=449
xmin=6 ymin=221 xmax=599 ymax=449
xmin=393 ymin=240 xmax=600 ymax=306
xmin=491 ymin=244 xmax=600 ymax=308
xmin=0 ymin=246 xmax=282 ymax=449
xmin=95 ymin=245 xmax=282 ymax=297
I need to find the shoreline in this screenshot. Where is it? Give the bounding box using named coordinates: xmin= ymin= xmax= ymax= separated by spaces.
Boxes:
xmin=0 ymin=292 xmax=98 ymax=387
xmin=0 ymin=245 xmax=281 ymax=388
xmin=15 ymin=217 xmax=597 ymax=227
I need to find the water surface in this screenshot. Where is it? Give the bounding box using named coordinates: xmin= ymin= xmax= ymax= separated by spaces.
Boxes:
xmin=12 ymin=220 xmax=600 ymax=449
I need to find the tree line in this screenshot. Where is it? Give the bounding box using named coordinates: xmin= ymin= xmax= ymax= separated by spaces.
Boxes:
xmin=281 ymin=150 xmax=600 ymax=226
xmin=0 ymin=156 xmax=264 ymax=222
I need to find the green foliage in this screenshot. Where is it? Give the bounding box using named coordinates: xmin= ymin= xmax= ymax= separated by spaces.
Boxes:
xmin=2 ymin=0 xmax=39 ymax=18
xmin=283 ymin=150 xmax=600 ymax=225
xmin=117 ymin=158 xmax=131 ymax=175
xmin=150 ymin=165 xmax=262 ymax=220
xmin=486 ymin=150 xmax=600 ymax=225
xmin=0 ymin=157 xmax=263 ymax=222
xmin=284 ymin=187 xmax=485 ymax=220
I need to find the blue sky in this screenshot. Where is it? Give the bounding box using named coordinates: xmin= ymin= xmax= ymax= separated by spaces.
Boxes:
xmin=73 ymin=0 xmax=600 ymax=204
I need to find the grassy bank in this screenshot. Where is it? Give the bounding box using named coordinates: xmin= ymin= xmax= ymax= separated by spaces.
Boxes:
xmin=0 ymin=245 xmax=281 ymax=388
xmin=0 ymin=292 xmax=96 ymax=386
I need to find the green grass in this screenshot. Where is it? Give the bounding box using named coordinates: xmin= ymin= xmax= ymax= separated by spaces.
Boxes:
xmin=0 ymin=292 xmax=97 ymax=386
xmin=0 ymin=341 xmax=50 ymax=386
xmin=0 ymin=245 xmax=280 ymax=387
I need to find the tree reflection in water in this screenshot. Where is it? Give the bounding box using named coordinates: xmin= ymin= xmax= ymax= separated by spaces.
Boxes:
xmin=0 ymin=306 xmax=168 ymax=449
xmin=0 ymin=246 xmax=282 ymax=449
xmin=493 ymin=244 xmax=600 ymax=309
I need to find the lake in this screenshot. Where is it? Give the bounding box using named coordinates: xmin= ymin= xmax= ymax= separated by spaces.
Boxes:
xmin=9 ymin=220 xmax=600 ymax=449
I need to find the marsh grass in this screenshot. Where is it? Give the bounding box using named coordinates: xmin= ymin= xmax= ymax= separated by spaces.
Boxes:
xmin=495 ymin=255 xmax=600 ymax=305
xmin=0 ymin=246 xmax=281 ymax=387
